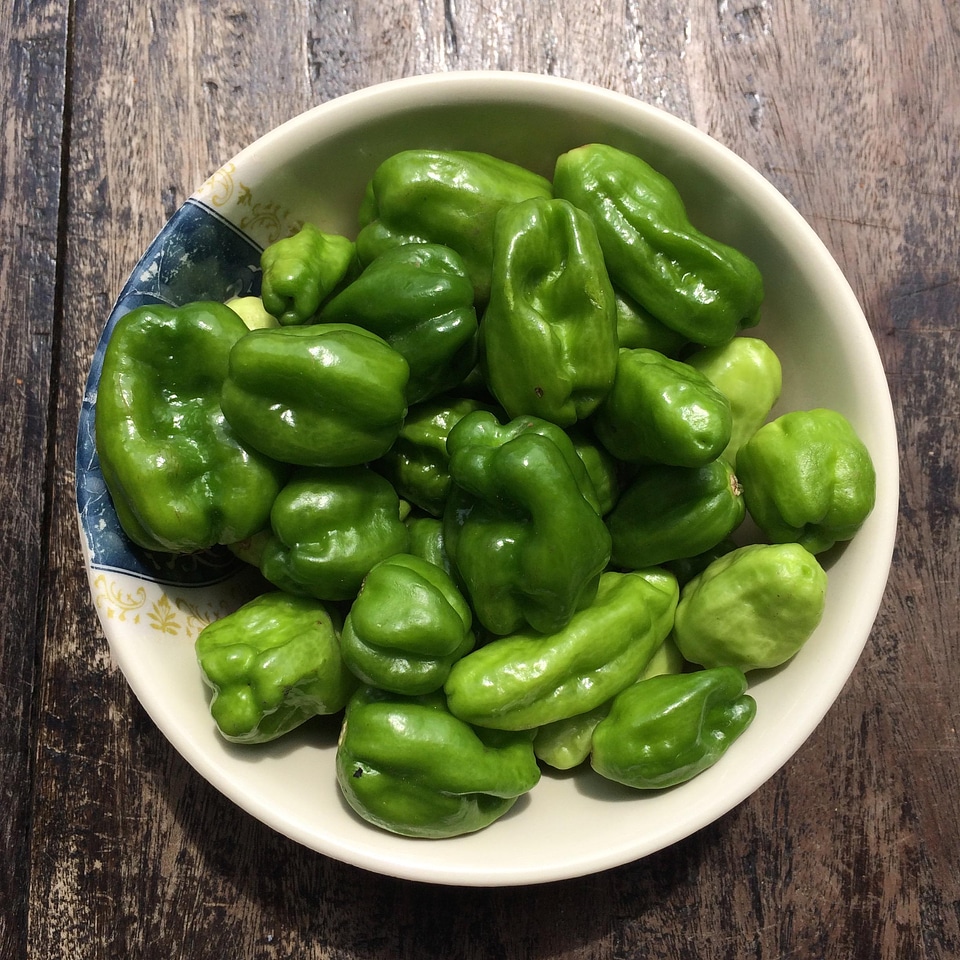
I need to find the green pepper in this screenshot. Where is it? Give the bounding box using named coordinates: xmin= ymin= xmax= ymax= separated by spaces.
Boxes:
xmin=195 ymin=591 xmax=356 ymax=743
xmin=356 ymin=149 xmax=553 ymax=303
xmin=590 ymin=666 xmax=756 ymax=789
xmin=260 ymin=223 xmax=356 ymax=326
xmin=443 ymin=410 xmax=610 ymax=635
xmin=220 ymin=323 xmax=409 ymax=467
xmin=606 ymin=459 xmax=745 ymax=569
xmin=672 ymin=542 xmax=828 ymax=671
xmin=340 ymin=554 xmax=475 ymax=695
xmin=94 ymin=302 xmax=287 ymax=553
xmin=553 ymin=143 xmax=764 ymax=346
xmin=444 ymin=569 xmax=679 ymax=730
xmin=376 ymin=397 xmax=492 ymax=517
xmin=592 ymin=347 xmax=733 ymax=467
xmin=614 ymin=287 xmax=688 ymax=357
xmin=259 ymin=465 xmax=409 ymax=601
xmin=686 ymin=336 xmax=782 ymax=463
xmin=404 ymin=515 xmax=453 ymax=576
xmin=480 ymin=196 xmax=618 ymax=426
xmin=569 ymin=428 xmax=622 ymax=516
xmin=319 ymin=243 xmax=479 ymax=403
xmin=336 ymin=686 xmax=541 ymax=838
xmin=735 ymin=408 xmax=877 ymax=554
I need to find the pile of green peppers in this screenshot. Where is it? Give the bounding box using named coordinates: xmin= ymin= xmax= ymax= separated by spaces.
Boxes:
xmin=95 ymin=143 xmax=878 ymax=840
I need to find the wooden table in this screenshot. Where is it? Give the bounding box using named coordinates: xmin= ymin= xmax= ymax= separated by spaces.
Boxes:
xmin=3 ymin=1 xmax=958 ymax=956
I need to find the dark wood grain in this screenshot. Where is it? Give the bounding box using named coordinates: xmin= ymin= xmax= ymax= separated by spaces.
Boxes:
xmin=4 ymin=0 xmax=959 ymax=956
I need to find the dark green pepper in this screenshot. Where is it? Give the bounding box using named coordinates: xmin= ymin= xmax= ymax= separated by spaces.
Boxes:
xmin=356 ymin=149 xmax=553 ymax=303
xmin=614 ymin=287 xmax=688 ymax=357
xmin=220 ymin=323 xmax=409 ymax=467
xmin=590 ymin=666 xmax=756 ymax=789
xmin=94 ymin=302 xmax=286 ymax=553
xmin=480 ymin=196 xmax=618 ymax=426
xmin=319 ymin=243 xmax=479 ymax=403
xmin=592 ymin=347 xmax=733 ymax=466
xmin=404 ymin=515 xmax=453 ymax=576
xmin=444 ymin=569 xmax=679 ymax=730
xmin=259 ymin=466 xmax=409 ymax=601
xmin=735 ymin=408 xmax=877 ymax=554
xmin=606 ymin=459 xmax=745 ymax=569
xmin=336 ymin=686 xmax=541 ymax=838
xmin=195 ymin=591 xmax=356 ymax=743
xmin=569 ymin=428 xmax=622 ymax=516
xmin=553 ymin=143 xmax=764 ymax=346
xmin=340 ymin=554 xmax=475 ymax=695
xmin=260 ymin=223 xmax=356 ymax=325
xmin=443 ymin=411 xmax=610 ymax=635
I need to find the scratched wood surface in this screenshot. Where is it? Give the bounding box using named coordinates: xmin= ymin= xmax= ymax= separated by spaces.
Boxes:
xmin=3 ymin=0 xmax=959 ymax=956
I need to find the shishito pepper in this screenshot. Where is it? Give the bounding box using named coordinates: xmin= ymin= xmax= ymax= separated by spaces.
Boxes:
xmin=355 ymin=149 xmax=553 ymax=303
xmin=444 ymin=569 xmax=679 ymax=730
xmin=480 ymin=196 xmax=619 ymax=426
xmin=554 ymin=143 xmax=764 ymax=346
xmin=220 ymin=323 xmax=409 ymax=467
xmin=735 ymin=408 xmax=877 ymax=554
xmin=260 ymin=223 xmax=356 ymax=326
xmin=259 ymin=466 xmax=409 ymax=602
xmin=592 ymin=347 xmax=733 ymax=467
xmin=340 ymin=554 xmax=475 ymax=695
xmin=195 ymin=592 xmax=357 ymax=744
xmin=319 ymin=243 xmax=479 ymax=403
xmin=590 ymin=666 xmax=756 ymax=789
xmin=94 ymin=302 xmax=286 ymax=553
xmin=336 ymin=686 xmax=541 ymax=838
xmin=443 ymin=410 xmax=611 ymax=635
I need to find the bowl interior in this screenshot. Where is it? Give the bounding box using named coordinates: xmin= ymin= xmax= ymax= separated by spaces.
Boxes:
xmin=77 ymin=72 xmax=898 ymax=886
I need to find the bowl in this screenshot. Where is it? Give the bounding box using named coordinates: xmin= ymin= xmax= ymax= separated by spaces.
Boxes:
xmin=76 ymin=71 xmax=899 ymax=886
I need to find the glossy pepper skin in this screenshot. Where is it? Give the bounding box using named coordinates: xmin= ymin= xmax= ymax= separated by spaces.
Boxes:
xmin=686 ymin=336 xmax=782 ymax=464
xmin=336 ymin=686 xmax=541 ymax=838
xmin=553 ymin=143 xmax=764 ymax=346
xmin=259 ymin=466 xmax=409 ymax=602
xmin=614 ymin=287 xmax=688 ymax=357
xmin=592 ymin=348 xmax=733 ymax=467
xmin=220 ymin=323 xmax=409 ymax=467
xmin=376 ymin=397 xmax=492 ymax=517
xmin=195 ymin=592 xmax=356 ymax=744
xmin=319 ymin=243 xmax=479 ymax=404
xmin=673 ymin=542 xmax=828 ymax=671
xmin=443 ymin=411 xmax=611 ymax=636
xmin=95 ymin=302 xmax=286 ymax=553
xmin=355 ymin=149 xmax=553 ymax=303
xmin=480 ymin=196 xmax=619 ymax=426
xmin=606 ymin=459 xmax=745 ymax=569
xmin=340 ymin=554 xmax=475 ymax=695
xmin=735 ymin=408 xmax=877 ymax=554
xmin=444 ymin=569 xmax=679 ymax=730
xmin=260 ymin=223 xmax=356 ymax=326
xmin=590 ymin=667 xmax=756 ymax=789
xmin=404 ymin=515 xmax=453 ymax=576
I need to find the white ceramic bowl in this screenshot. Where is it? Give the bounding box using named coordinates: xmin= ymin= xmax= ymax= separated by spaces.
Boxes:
xmin=76 ymin=71 xmax=899 ymax=886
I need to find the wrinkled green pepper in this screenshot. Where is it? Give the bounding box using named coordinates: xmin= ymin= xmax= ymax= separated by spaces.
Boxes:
xmin=195 ymin=591 xmax=356 ymax=743
xmin=686 ymin=336 xmax=782 ymax=463
xmin=444 ymin=569 xmax=679 ymax=730
xmin=614 ymin=287 xmax=688 ymax=357
xmin=356 ymin=149 xmax=553 ymax=302
xmin=340 ymin=554 xmax=475 ymax=695
xmin=480 ymin=196 xmax=618 ymax=426
xmin=672 ymin=542 xmax=828 ymax=671
xmin=376 ymin=397 xmax=492 ymax=517
xmin=95 ymin=302 xmax=286 ymax=553
xmin=220 ymin=323 xmax=409 ymax=467
xmin=735 ymin=408 xmax=877 ymax=554
xmin=606 ymin=458 xmax=745 ymax=569
xmin=260 ymin=223 xmax=356 ymax=326
xmin=553 ymin=143 xmax=764 ymax=346
xmin=336 ymin=686 xmax=541 ymax=838
xmin=569 ymin=428 xmax=622 ymax=516
xmin=592 ymin=347 xmax=733 ymax=467
xmin=443 ymin=411 xmax=611 ymax=635
xmin=590 ymin=666 xmax=756 ymax=789
xmin=259 ymin=466 xmax=409 ymax=601
xmin=319 ymin=243 xmax=479 ymax=403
